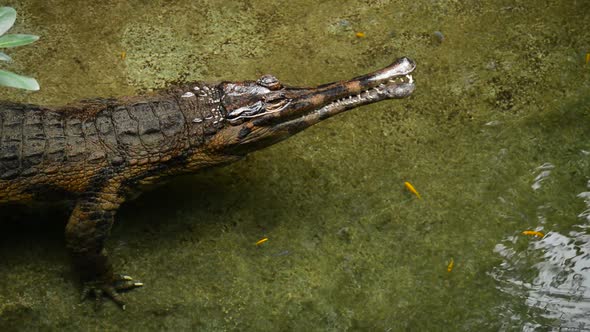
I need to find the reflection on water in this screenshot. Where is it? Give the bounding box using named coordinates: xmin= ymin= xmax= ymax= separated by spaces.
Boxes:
xmin=532 ymin=163 xmax=555 ymax=191
xmin=491 ymin=168 xmax=590 ymax=330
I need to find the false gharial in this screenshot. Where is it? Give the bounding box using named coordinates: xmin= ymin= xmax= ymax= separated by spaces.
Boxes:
xmin=0 ymin=57 xmax=416 ymax=308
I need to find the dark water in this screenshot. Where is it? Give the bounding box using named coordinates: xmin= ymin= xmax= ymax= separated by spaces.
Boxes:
xmin=1 ymin=0 xmax=589 ymax=331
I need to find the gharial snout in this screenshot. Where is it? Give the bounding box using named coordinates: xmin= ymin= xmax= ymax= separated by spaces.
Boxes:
xmin=215 ymin=57 xmax=416 ymax=154
xmin=222 ymin=57 xmax=416 ymax=126
xmin=269 ymin=56 xmax=416 ymax=122
xmin=368 ymin=57 xmax=416 ymax=98
xmin=310 ymin=56 xmax=416 ymax=105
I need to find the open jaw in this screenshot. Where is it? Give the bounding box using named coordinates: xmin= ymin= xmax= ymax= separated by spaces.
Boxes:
xmin=222 ymin=57 xmax=416 ymax=127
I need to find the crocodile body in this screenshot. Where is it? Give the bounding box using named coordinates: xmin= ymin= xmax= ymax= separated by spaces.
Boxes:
xmin=0 ymin=58 xmax=416 ymax=307
xmin=0 ymin=85 xmax=236 ymax=204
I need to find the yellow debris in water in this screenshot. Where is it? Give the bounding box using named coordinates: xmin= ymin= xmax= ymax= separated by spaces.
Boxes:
xmin=404 ymin=181 xmax=421 ymax=199
xmin=447 ymin=258 xmax=454 ymax=272
xmin=355 ymin=32 xmax=365 ymax=38
xmin=586 ymin=53 xmax=590 ymax=64
xmin=255 ymin=237 xmax=268 ymax=246
xmin=522 ymin=230 xmax=544 ymax=238
xmin=121 ymin=51 xmax=126 ymax=60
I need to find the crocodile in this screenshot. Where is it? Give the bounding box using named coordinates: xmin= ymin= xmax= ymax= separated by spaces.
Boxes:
xmin=0 ymin=57 xmax=416 ymax=308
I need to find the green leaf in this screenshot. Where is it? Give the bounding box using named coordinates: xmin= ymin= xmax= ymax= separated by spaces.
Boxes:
xmin=0 ymin=69 xmax=39 ymax=90
xmin=0 ymin=34 xmax=39 ymax=48
xmin=0 ymin=51 xmax=11 ymax=61
xmin=0 ymin=7 xmax=17 ymax=36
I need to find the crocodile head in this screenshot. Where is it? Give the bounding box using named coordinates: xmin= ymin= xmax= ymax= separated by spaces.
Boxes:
xmin=210 ymin=57 xmax=416 ymax=155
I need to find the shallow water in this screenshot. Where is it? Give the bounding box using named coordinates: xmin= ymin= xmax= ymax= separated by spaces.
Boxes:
xmin=0 ymin=0 xmax=589 ymax=331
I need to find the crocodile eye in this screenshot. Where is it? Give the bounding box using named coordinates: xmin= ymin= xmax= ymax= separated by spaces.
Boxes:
xmin=257 ymin=74 xmax=282 ymax=90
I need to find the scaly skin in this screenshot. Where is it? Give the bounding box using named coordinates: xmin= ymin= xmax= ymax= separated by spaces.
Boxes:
xmin=0 ymin=57 xmax=416 ymax=308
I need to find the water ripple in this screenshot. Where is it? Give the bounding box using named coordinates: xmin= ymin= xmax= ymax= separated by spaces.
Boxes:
xmin=490 ymin=168 xmax=590 ymax=330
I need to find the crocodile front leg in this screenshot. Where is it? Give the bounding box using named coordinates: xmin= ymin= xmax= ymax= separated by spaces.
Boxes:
xmin=64 ymin=192 xmax=143 ymax=309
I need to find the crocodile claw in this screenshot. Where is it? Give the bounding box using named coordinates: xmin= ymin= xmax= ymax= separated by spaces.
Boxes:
xmin=80 ymin=274 xmax=143 ymax=310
